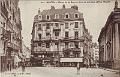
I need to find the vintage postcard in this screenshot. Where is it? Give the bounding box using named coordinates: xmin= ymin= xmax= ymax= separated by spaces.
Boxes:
xmin=0 ymin=0 xmax=120 ymax=77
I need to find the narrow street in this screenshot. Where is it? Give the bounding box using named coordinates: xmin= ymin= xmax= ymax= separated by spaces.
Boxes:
xmin=1 ymin=67 xmax=119 ymax=77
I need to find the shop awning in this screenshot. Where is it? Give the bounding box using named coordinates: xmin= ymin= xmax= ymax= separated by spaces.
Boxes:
xmin=60 ymin=58 xmax=83 ymax=62
xmin=63 ymin=48 xmax=81 ymax=52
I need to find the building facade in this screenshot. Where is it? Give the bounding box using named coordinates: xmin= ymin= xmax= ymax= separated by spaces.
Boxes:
xmin=98 ymin=1 xmax=120 ymax=69
xmin=31 ymin=5 xmax=92 ymax=67
xmin=0 ymin=0 xmax=22 ymax=72
xmin=22 ymin=42 xmax=31 ymax=66
xmin=90 ymin=43 xmax=99 ymax=67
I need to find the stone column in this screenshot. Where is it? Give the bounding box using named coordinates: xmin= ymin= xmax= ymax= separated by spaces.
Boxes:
xmin=115 ymin=23 xmax=119 ymax=59
xmin=114 ymin=23 xmax=120 ymax=69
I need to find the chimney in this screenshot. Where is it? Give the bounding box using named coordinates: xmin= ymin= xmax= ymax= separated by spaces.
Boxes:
xmin=62 ymin=4 xmax=65 ymax=9
xmin=38 ymin=8 xmax=40 ymax=14
xmin=51 ymin=6 xmax=55 ymax=10
xmin=114 ymin=0 xmax=119 ymax=11
xmin=71 ymin=5 xmax=78 ymax=10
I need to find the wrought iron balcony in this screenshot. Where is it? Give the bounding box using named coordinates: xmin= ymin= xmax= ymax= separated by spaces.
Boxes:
xmin=53 ymin=27 xmax=61 ymax=31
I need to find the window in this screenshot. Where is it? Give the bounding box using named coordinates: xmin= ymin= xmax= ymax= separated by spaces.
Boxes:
xmin=75 ymin=13 xmax=79 ymax=18
xmin=38 ymin=43 xmax=41 ymax=46
xmin=39 ymin=15 xmax=42 ymax=20
xmin=55 ymin=31 xmax=59 ymax=36
xmin=38 ymin=24 xmax=42 ymax=30
xmin=75 ymin=42 xmax=79 ymax=48
xmin=55 ymin=42 xmax=58 ymax=45
xmin=55 ymin=23 xmax=59 ymax=27
xmin=75 ymin=31 xmax=78 ymax=38
xmin=65 ymin=42 xmax=69 ymax=49
xmin=46 ymin=23 xmax=50 ymax=29
xmin=46 ymin=33 xmax=50 ymax=36
xmin=65 ymin=23 xmax=69 ymax=29
xmin=65 ymin=32 xmax=69 ymax=38
xmin=38 ymin=34 xmax=41 ymax=39
xmin=55 ymin=14 xmax=59 ymax=19
xmin=75 ymin=22 xmax=78 ymax=28
xmin=46 ymin=15 xmax=50 ymax=20
xmin=65 ymin=13 xmax=69 ymax=19
xmin=46 ymin=42 xmax=50 ymax=48
xmin=42 ymin=43 xmax=45 ymax=47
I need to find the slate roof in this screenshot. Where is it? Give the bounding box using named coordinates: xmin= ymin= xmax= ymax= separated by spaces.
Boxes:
xmin=40 ymin=8 xmax=79 ymax=15
xmin=34 ymin=6 xmax=83 ymax=22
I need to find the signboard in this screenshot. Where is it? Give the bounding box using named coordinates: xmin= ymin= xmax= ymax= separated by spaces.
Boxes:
xmin=60 ymin=58 xmax=83 ymax=62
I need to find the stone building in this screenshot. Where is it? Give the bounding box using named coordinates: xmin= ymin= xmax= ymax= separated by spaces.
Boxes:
xmin=98 ymin=0 xmax=120 ymax=69
xmin=0 ymin=0 xmax=22 ymax=72
xmin=22 ymin=42 xmax=31 ymax=66
xmin=90 ymin=43 xmax=99 ymax=67
xmin=31 ymin=5 xmax=92 ymax=67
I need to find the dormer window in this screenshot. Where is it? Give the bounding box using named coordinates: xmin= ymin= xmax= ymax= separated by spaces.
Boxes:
xmin=55 ymin=14 xmax=59 ymax=19
xmin=38 ymin=15 xmax=42 ymax=20
xmin=65 ymin=13 xmax=69 ymax=19
xmin=74 ymin=13 xmax=79 ymax=18
xmin=46 ymin=15 xmax=50 ymax=20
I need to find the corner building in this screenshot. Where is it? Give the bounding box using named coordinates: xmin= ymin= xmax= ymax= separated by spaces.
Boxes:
xmin=31 ymin=5 xmax=92 ymax=67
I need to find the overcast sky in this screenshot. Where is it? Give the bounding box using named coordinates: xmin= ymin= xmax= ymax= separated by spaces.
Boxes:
xmin=19 ymin=0 xmax=116 ymax=47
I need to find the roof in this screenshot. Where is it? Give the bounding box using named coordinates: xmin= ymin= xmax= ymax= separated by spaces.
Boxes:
xmin=40 ymin=8 xmax=79 ymax=15
xmin=34 ymin=6 xmax=83 ymax=22
xmin=98 ymin=10 xmax=120 ymax=42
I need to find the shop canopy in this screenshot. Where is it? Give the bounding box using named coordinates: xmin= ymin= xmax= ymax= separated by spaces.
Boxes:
xmin=60 ymin=58 xmax=83 ymax=62
xmin=63 ymin=48 xmax=81 ymax=52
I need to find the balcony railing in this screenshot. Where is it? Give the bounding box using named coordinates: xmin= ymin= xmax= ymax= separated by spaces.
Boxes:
xmin=53 ymin=27 xmax=61 ymax=31
xmin=1 ymin=6 xmax=8 ymax=18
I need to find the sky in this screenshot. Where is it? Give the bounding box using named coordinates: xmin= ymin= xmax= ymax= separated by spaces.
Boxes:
xmin=19 ymin=0 xmax=116 ymax=47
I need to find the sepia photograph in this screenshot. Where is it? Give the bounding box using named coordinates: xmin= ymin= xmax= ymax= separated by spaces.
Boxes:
xmin=0 ymin=0 xmax=120 ymax=77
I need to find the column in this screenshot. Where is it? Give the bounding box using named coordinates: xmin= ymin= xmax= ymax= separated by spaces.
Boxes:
xmin=115 ymin=23 xmax=119 ymax=59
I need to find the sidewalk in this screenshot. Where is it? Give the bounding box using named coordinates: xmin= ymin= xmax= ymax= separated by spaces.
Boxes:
xmin=0 ymin=67 xmax=27 ymax=77
xmin=99 ymin=67 xmax=120 ymax=74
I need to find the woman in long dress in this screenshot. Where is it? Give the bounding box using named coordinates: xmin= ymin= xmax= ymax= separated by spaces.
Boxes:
xmin=77 ymin=62 xmax=80 ymax=75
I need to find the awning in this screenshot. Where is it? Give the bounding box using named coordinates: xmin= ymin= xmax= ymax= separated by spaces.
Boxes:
xmin=60 ymin=58 xmax=83 ymax=62
xmin=63 ymin=48 xmax=81 ymax=52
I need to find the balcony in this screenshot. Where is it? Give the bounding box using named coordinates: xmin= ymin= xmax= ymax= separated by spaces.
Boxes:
xmin=53 ymin=27 xmax=61 ymax=32
xmin=1 ymin=6 xmax=8 ymax=18
xmin=63 ymin=37 xmax=70 ymax=40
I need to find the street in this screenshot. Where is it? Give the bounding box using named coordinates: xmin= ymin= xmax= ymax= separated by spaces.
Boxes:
xmin=1 ymin=67 xmax=119 ymax=77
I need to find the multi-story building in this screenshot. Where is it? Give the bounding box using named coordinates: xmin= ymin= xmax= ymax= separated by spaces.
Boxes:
xmin=98 ymin=0 xmax=120 ymax=69
xmin=31 ymin=5 xmax=92 ymax=67
xmin=90 ymin=43 xmax=99 ymax=67
xmin=22 ymin=42 xmax=31 ymax=66
xmin=0 ymin=0 xmax=22 ymax=72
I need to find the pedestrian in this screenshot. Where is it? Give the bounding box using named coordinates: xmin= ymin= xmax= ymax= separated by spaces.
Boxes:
xmin=77 ymin=63 xmax=80 ymax=75
xmin=7 ymin=63 xmax=9 ymax=71
xmin=21 ymin=62 xmax=25 ymax=72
